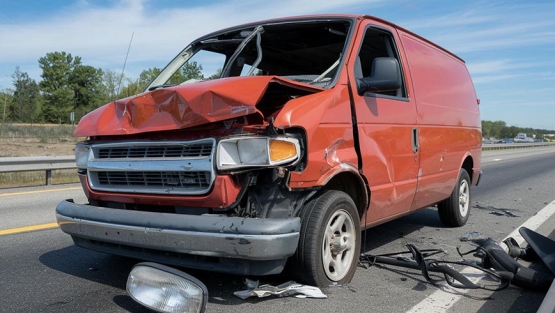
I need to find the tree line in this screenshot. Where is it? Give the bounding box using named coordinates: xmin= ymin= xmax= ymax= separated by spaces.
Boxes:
xmin=0 ymin=51 xmax=206 ymax=124
xmin=481 ymin=120 xmax=554 ymax=140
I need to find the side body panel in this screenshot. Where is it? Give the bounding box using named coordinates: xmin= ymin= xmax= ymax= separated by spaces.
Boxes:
xmin=398 ymin=31 xmax=482 ymax=210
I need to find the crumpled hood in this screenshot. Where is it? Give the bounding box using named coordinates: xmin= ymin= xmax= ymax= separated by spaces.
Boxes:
xmin=74 ymin=76 xmax=323 ymax=137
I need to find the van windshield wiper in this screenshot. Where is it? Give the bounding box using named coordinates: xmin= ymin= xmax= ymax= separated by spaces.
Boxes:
xmin=147 ymin=84 xmax=177 ymax=91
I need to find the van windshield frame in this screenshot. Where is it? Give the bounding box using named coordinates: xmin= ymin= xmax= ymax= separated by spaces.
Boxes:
xmin=146 ymin=18 xmax=355 ymax=91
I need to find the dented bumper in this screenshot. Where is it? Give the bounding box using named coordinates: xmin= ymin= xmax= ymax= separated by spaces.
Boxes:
xmin=56 ymin=200 xmax=300 ymax=274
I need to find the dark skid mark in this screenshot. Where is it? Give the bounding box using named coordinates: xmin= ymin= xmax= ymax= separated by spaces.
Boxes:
xmin=475 ymin=204 xmax=521 ymax=217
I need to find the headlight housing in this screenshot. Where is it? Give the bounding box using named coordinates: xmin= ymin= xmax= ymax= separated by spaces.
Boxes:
xmin=127 ymin=262 xmax=208 ymax=313
xmin=74 ymin=142 xmax=90 ymax=169
xmin=217 ymin=136 xmax=300 ymax=170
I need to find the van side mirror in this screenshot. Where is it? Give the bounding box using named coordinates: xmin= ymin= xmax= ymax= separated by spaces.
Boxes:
xmin=356 ymin=57 xmax=401 ymax=96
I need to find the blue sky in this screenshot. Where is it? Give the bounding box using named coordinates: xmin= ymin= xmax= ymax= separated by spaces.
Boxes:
xmin=1 ymin=0 xmax=554 ymax=130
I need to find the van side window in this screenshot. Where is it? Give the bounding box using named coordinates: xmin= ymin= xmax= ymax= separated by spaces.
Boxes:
xmin=355 ymin=28 xmax=407 ymax=98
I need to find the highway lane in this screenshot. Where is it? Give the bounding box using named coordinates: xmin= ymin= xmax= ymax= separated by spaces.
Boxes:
xmin=0 ymin=186 xmax=86 ymax=229
xmin=1 ymin=146 xmax=555 ymax=312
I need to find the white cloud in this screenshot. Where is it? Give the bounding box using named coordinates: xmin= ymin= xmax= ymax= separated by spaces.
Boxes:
xmin=472 ymin=74 xmax=518 ymax=84
xmin=4 ymin=0 xmax=410 ymax=91
xmin=468 ymin=58 xmax=555 ymax=86
xmin=466 ymin=60 xmax=513 ymax=75
xmin=484 ymin=99 xmax=554 ymax=108
xmin=399 ymin=2 xmax=555 ymax=54
xmin=0 ymin=0 xmax=384 ymax=82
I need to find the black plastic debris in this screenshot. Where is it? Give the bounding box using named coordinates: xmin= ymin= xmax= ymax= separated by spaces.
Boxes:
xmin=460 ymin=231 xmax=482 ymax=241
xmin=520 ymin=227 xmax=555 ymax=275
xmin=360 ymin=227 xmax=555 ymax=291
xmin=360 ymin=244 xmax=510 ymax=291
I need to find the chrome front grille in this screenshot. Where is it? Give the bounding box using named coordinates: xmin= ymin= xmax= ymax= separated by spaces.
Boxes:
xmin=97 ymin=143 xmax=212 ymax=159
xmin=96 ymin=171 xmax=210 ymax=189
xmin=87 ymin=139 xmax=215 ymax=195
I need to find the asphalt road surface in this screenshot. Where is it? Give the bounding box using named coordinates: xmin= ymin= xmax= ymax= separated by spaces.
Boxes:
xmin=1 ymin=146 xmax=555 ymax=313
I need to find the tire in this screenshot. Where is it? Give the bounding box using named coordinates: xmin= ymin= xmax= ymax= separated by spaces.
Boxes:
xmin=291 ymin=190 xmax=361 ymax=287
xmin=438 ymin=169 xmax=471 ymax=227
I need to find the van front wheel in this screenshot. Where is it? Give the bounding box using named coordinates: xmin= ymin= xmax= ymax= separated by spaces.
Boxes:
xmin=292 ymin=190 xmax=361 ymax=287
xmin=438 ymin=169 xmax=471 ymax=227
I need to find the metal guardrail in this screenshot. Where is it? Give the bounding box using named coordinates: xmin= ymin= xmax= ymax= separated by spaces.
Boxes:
xmin=0 ymin=156 xmax=76 ymax=185
xmin=0 ymin=142 xmax=554 ymax=186
xmin=481 ymin=142 xmax=555 ymax=151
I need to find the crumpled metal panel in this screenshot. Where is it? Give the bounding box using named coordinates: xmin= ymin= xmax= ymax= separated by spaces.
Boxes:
xmin=75 ymin=76 xmax=322 ymax=137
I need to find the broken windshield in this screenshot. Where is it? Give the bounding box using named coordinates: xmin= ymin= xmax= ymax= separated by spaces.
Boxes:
xmin=146 ymin=19 xmax=353 ymax=91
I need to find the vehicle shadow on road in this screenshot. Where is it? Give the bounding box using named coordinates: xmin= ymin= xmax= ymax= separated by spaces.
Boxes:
xmin=360 ymin=206 xmax=444 ymax=253
xmin=38 ymin=243 xmax=289 ymax=308
xmin=38 ymin=246 xmax=153 ymax=311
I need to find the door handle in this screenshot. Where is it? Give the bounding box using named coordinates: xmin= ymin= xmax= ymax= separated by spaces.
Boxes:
xmin=412 ymin=128 xmax=419 ymax=153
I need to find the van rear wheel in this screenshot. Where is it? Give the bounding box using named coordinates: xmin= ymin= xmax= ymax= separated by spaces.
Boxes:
xmin=438 ymin=169 xmax=471 ymax=227
xmin=292 ymin=190 xmax=360 ymax=287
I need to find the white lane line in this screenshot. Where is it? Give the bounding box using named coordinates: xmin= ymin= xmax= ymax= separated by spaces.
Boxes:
xmin=492 ymin=158 xmax=503 ymax=162
xmin=406 ymin=199 xmax=555 ymax=313
xmin=505 ymin=200 xmax=555 ymax=246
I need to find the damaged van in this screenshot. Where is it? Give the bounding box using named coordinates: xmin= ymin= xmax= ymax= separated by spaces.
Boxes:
xmin=57 ymin=14 xmax=482 ymax=287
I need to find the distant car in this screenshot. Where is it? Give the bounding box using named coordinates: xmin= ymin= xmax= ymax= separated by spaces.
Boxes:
xmin=482 ymin=138 xmax=504 ymax=144
xmin=491 ymin=138 xmax=506 ymax=144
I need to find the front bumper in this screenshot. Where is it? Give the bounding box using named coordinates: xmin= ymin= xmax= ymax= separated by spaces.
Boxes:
xmin=56 ymin=200 xmax=300 ymax=275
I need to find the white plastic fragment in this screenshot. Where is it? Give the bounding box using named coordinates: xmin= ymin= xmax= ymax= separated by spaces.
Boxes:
xmin=234 ymin=279 xmax=327 ymax=300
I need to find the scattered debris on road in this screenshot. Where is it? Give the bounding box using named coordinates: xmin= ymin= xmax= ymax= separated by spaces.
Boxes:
xmin=359 ymin=227 xmax=554 ymax=292
xmin=475 ymin=204 xmax=520 ymax=217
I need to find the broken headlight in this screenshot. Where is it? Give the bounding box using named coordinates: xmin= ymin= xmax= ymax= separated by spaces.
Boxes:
xmin=74 ymin=142 xmax=90 ymax=169
xmin=127 ymin=262 xmax=208 ymax=313
xmin=217 ymin=136 xmax=300 ymax=170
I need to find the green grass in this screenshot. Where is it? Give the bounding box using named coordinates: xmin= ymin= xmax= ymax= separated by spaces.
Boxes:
xmin=0 ymin=169 xmax=80 ymax=188
xmin=0 ymin=123 xmax=78 ymax=142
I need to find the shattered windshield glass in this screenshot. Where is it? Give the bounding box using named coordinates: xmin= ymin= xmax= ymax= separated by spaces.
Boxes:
xmin=147 ymin=19 xmax=352 ymax=90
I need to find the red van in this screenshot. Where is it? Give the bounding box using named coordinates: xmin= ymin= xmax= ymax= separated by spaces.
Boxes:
xmin=57 ymin=14 xmax=482 ymax=287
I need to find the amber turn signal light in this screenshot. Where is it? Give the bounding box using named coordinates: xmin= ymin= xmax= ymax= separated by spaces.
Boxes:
xmin=269 ymin=139 xmax=297 ymax=162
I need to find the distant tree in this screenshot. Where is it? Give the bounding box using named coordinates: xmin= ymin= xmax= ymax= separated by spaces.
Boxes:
xmin=491 ymin=120 xmax=506 ymax=139
xmin=0 ymin=89 xmax=14 ymax=123
xmin=70 ymin=65 xmax=104 ymax=120
xmin=10 ymin=67 xmax=41 ymax=122
xmin=482 ymin=119 xmax=555 ymax=140
xmin=168 ymin=61 xmax=204 ymax=85
xmin=207 ymin=68 xmax=222 ymax=80
xmin=39 ymin=52 xmax=80 ymax=123
xmin=481 ymin=120 xmax=492 ymax=138
xmin=39 ymin=52 xmax=105 ymax=123
xmin=502 ymin=126 xmax=519 ymax=138
xmin=117 ymin=78 xmax=141 ymax=99
xmin=137 ymin=67 xmax=162 ymax=91
xmin=102 ymin=69 xmax=120 ymax=102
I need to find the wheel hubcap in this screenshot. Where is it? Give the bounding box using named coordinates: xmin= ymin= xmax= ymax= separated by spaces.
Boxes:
xmin=458 ymin=180 xmax=470 ymax=217
xmin=322 ymin=209 xmax=356 ymax=281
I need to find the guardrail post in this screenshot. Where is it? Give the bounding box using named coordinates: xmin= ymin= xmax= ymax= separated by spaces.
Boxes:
xmin=0 ymin=156 xmax=77 ymax=186
xmin=46 ymin=170 xmax=52 ymax=185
